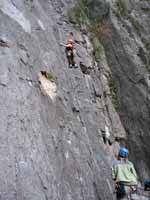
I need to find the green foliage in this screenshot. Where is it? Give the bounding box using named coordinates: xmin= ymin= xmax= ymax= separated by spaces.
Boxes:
xmin=129 ymin=16 xmax=143 ymax=33
xmin=139 ymin=39 xmax=150 ymax=73
xmin=67 ymin=0 xmax=107 ymax=26
xmin=67 ymin=0 xmax=106 ymax=58
xmin=46 ymin=73 xmax=56 ymax=82
xmin=116 ymin=0 xmax=127 ymax=17
xmin=41 ymin=71 xmax=57 ymax=83
xmin=88 ymin=23 xmax=100 ymax=36
xmin=92 ymin=37 xmax=105 ymax=59
xmin=116 ymin=0 xmax=143 ymax=35
xmin=68 ymin=5 xmax=88 ymax=25
xmin=144 ymin=40 xmax=150 ymax=51
xmin=67 ymin=0 xmax=91 ymax=25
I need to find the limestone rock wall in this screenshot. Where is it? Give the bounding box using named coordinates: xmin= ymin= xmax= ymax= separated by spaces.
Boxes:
xmin=101 ymin=0 xmax=150 ymax=180
xmin=0 ymin=0 xmax=126 ymax=199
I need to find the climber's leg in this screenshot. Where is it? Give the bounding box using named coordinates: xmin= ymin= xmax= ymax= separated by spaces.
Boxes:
xmin=71 ymin=51 xmax=78 ymax=68
xmin=66 ymin=48 xmax=73 ymax=68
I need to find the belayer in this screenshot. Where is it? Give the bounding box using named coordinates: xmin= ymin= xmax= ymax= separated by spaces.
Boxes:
xmin=60 ymin=32 xmax=78 ymax=68
xmin=112 ymin=147 xmax=139 ymax=200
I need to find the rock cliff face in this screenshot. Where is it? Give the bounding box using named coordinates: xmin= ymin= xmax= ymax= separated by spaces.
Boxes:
xmin=0 ymin=0 xmax=149 ymax=199
xmin=100 ymin=0 xmax=150 ymax=180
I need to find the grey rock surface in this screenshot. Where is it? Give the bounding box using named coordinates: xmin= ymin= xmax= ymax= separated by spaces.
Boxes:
xmin=1 ymin=0 xmax=149 ymax=199
xmin=100 ymin=0 xmax=150 ymax=180
xmin=0 ymin=0 xmax=127 ymax=199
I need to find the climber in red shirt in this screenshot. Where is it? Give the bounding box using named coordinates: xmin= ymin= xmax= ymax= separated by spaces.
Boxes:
xmin=61 ymin=32 xmax=78 ymax=68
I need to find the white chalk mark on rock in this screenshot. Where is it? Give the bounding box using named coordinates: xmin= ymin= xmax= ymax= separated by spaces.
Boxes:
xmin=37 ymin=19 xmax=45 ymax=31
xmin=65 ymin=152 xmax=69 ymax=159
xmin=67 ymin=140 xmax=71 ymax=145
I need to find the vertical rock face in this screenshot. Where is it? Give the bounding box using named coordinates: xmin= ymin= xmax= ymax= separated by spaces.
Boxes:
xmin=1 ymin=0 xmax=150 ymax=199
xmin=0 ymin=0 xmax=150 ymax=200
xmin=0 ymin=0 xmax=126 ymax=199
xmin=100 ymin=0 xmax=150 ymax=180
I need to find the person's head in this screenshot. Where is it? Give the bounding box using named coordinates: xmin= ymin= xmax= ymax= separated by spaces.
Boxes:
xmin=68 ymin=33 xmax=74 ymax=45
xmin=70 ymin=32 xmax=74 ymax=37
xmin=118 ymin=147 xmax=129 ymax=159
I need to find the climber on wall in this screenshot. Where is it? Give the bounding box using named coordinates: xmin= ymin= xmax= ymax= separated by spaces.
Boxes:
xmin=60 ymin=32 xmax=78 ymax=68
xmin=112 ymin=147 xmax=139 ymax=200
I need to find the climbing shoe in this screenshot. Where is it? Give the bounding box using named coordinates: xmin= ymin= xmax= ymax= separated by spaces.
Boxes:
xmin=69 ymin=64 xmax=73 ymax=68
xmin=74 ymin=63 xmax=78 ymax=68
